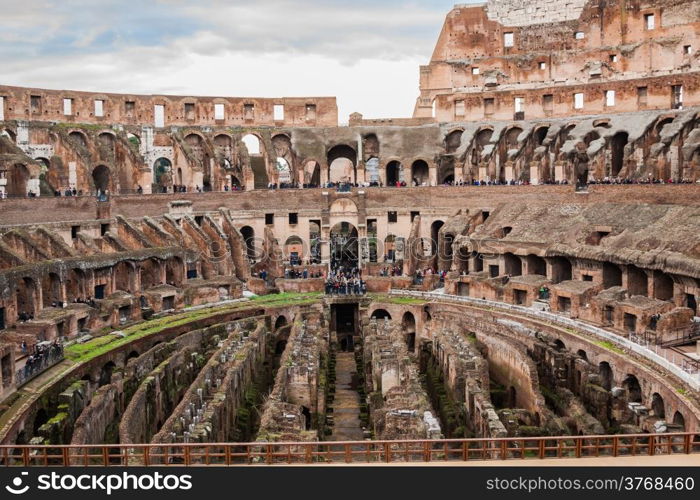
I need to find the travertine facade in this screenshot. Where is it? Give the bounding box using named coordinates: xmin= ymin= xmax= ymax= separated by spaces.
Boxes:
xmin=415 ymin=0 xmax=700 ymax=122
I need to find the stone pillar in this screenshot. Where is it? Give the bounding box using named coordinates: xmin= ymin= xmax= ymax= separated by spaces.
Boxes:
xmin=28 ymin=178 xmax=40 ymax=196
xmin=504 ymin=161 xmax=514 ymax=183
xmin=429 ymin=163 xmax=438 ymax=186
xmin=554 ymin=162 xmax=565 ymax=183
xmin=529 ymin=161 xmax=540 ymax=185
xmin=320 ymin=228 xmax=330 ymax=265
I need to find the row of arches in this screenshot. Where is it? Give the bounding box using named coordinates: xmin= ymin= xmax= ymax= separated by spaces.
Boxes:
xmin=558 ymin=341 xmax=687 ymax=430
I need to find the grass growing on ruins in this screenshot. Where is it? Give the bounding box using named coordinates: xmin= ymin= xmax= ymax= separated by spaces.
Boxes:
xmin=372 ymin=295 xmax=426 ymax=305
xmin=593 ymin=340 xmax=625 ymax=355
xmin=65 ymin=292 xmax=323 ymax=363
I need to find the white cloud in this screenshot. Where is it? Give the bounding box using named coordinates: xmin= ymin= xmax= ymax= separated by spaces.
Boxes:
xmin=0 ymin=0 xmax=475 ymax=120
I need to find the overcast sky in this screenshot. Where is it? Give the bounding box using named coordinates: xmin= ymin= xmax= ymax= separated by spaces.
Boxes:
xmin=0 ymin=0 xmax=478 ymax=121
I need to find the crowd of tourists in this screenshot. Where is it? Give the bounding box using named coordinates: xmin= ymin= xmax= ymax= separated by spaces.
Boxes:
xmin=379 ymin=265 xmax=404 ymax=277
xmin=325 ymin=265 xmax=366 ymax=295
xmin=20 ymin=339 xmax=64 ymax=382
xmin=284 ymin=267 xmax=323 ymax=279
xmin=413 ymin=267 xmax=447 ymax=284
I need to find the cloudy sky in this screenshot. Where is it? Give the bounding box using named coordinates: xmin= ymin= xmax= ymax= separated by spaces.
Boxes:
xmin=0 ymin=0 xmax=476 ymax=121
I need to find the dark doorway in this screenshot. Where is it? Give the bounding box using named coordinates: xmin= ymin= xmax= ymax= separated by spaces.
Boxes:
xmin=301 ymin=406 xmax=312 ymax=430
xmin=0 ymin=307 xmax=4 ymax=330
xmin=386 ymin=161 xmax=401 ymax=185
xmin=686 ymin=294 xmax=697 ymax=316
xmin=333 ymin=303 xmax=357 ymax=352
xmin=611 ymin=132 xmax=628 ymax=176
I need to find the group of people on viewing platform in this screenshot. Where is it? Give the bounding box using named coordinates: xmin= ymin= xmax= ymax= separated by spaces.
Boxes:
xmin=19 ymin=339 xmax=64 ymax=383
xmin=413 ymin=267 xmax=447 ymax=284
xmin=5 ymin=176 xmax=700 ymax=200
xmin=379 ymin=265 xmax=404 ymax=277
xmin=53 ymin=186 xmax=82 ymax=197
xmin=284 ymin=267 xmax=323 ymax=279
xmin=325 ymin=265 xmax=366 ymax=295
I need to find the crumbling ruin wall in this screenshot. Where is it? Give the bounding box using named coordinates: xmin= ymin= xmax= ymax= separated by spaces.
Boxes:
xmin=151 ymin=317 xmax=269 ymax=444
xmin=426 ymin=321 xmax=506 ymax=439
xmin=363 ymin=319 xmax=442 ymax=440
xmin=256 ymin=309 xmax=328 ymax=442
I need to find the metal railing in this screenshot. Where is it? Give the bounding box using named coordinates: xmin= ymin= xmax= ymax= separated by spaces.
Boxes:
xmin=0 ymin=433 xmax=697 ymax=466
xmin=390 ymin=290 xmax=700 ymax=391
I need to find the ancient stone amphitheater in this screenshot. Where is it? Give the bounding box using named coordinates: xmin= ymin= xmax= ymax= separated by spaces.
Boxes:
xmin=0 ymin=0 xmax=699 ymax=465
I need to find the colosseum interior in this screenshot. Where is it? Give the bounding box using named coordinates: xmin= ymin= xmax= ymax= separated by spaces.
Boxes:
xmin=0 ymin=0 xmax=700 ymax=466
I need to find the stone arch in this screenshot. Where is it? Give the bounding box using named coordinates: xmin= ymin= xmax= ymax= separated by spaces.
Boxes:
xmin=242 ymin=134 xmax=267 ymax=189
xmin=42 ymin=272 xmax=62 ymax=308
xmin=430 ymin=220 xmax=444 ymax=257
xmin=114 ymin=261 xmax=137 ymax=292
xmin=66 ymin=268 xmax=87 ymax=300
xmin=68 ymin=130 xmax=88 ymax=149
xmin=627 ymin=265 xmax=648 ymax=296
xmin=583 ymin=130 xmax=600 ymax=146
xmin=127 ymin=132 xmax=141 ymax=149
xmin=242 ymin=134 xmax=262 ymax=155
xmin=304 ymin=160 xmax=321 ymax=187
xmin=526 ymin=254 xmax=546 ymax=276
xmin=274 ymin=315 xmax=288 ymax=330
xmin=184 ymin=132 xmax=204 ymax=146
xmin=240 ymin=226 xmax=256 ymax=260
xmin=16 ymin=277 xmax=38 ymax=318
xmin=98 ymin=132 xmax=115 ymax=150
xmin=402 ymin=311 xmax=416 ymax=352
xmin=475 ymin=127 xmax=494 ymax=146
xmin=272 ymin=134 xmax=294 ymax=185
xmin=370 ymin=309 xmax=391 ymax=320
xmin=622 ymin=374 xmax=642 ymax=403
xmin=330 ymin=221 xmax=359 ymax=269
xmin=213 ymin=134 xmax=232 ymax=148
xmin=672 ymin=411 xmax=686 ymax=430
xmin=386 ymin=160 xmax=402 ymax=185
xmin=99 ymin=361 xmax=116 ymax=386
xmin=653 ymin=271 xmax=674 ymax=301
xmin=503 ymin=253 xmax=522 ymax=276
xmin=92 ymin=165 xmax=112 ymax=193
xmin=445 ymin=129 xmax=463 ymax=154
xmin=504 ymin=126 xmax=523 ymax=147
xmin=165 ymin=256 xmax=184 ymax=286
xmin=554 ymin=339 xmax=566 ymax=351
xmin=576 ymin=349 xmax=588 ymax=361
xmin=362 ymin=133 xmax=380 ymax=159
xmin=611 ymin=132 xmax=629 ymax=176
xmin=651 ymin=392 xmax=665 ymax=418
xmin=153 ymin=158 xmax=172 ymax=192
xmin=603 ymin=262 xmax=623 ymax=288
xmin=411 ymin=159 xmax=429 ymax=186
xmin=534 ymin=126 xmax=549 ymax=145
xmin=598 ymin=361 xmax=613 ymax=391
xmin=327 ymin=144 xmax=357 ymax=184
xmin=284 ymin=235 xmax=304 ymax=265
xmin=34 ymin=157 xmax=55 ymax=195
xmin=139 ymin=258 xmax=163 ymax=290
xmin=550 ymin=257 xmax=572 ymax=283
